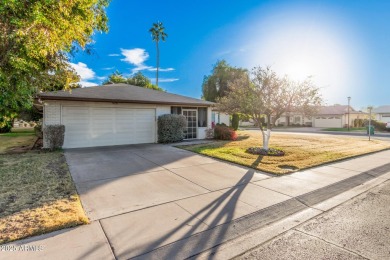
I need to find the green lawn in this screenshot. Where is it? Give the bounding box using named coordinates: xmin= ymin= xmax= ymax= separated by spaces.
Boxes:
xmin=0 ymin=128 xmax=36 ymax=154
xmin=180 ymin=130 xmax=390 ymax=174
xmin=0 ymin=152 xmax=88 ymax=244
xmin=322 ymin=127 xmax=366 ymax=132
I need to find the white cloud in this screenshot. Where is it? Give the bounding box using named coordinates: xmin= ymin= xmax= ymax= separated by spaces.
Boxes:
xmin=70 ymin=62 xmax=95 ymax=80
xmin=131 ymin=65 xmax=153 ymax=73
xmin=151 ymin=78 xmax=179 ymax=83
xmin=120 ymin=48 xmax=149 ymax=66
xmin=147 ymin=67 xmax=175 ymax=72
xmin=119 ymin=48 xmax=175 ymax=75
xmin=108 ymin=54 xmax=120 ymax=57
xmin=102 ymin=67 xmax=115 ymax=70
xmin=69 ymin=62 xmax=101 ymax=87
xmin=79 ymin=81 xmax=98 ymax=88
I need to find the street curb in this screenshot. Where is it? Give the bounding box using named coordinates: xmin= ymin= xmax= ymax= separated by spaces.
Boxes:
xmin=196 ymin=173 xmax=390 ymax=260
xmin=131 ymin=162 xmax=390 ymax=259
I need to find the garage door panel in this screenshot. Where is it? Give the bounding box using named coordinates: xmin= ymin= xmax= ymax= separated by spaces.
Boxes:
xmin=62 ymin=106 xmax=155 ymax=148
xmin=63 ymin=107 xmax=90 ymax=148
xmin=314 ymin=118 xmax=342 ymax=128
xmin=133 ymin=110 xmax=155 ymax=143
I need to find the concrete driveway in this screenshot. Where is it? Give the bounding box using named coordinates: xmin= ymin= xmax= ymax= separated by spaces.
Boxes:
xmin=64 ymin=144 xmax=275 ymax=259
xmin=6 ymin=145 xmax=390 ymax=260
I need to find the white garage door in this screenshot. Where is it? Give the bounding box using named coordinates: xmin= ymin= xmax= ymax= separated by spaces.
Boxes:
xmin=381 ymin=116 xmax=390 ymax=122
xmin=314 ymin=117 xmax=342 ymax=128
xmin=62 ymin=106 xmax=155 ymax=148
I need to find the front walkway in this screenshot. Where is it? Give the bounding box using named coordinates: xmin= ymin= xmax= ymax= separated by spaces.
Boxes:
xmin=2 ymin=145 xmax=390 ymax=260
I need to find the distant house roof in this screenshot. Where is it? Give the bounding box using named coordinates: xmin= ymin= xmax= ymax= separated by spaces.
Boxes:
xmin=317 ymin=105 xmax=361 ymax=115
xmin=373 ymin=105 xmax=390 ymax=113
xmin=38 ymin=84 xmax=215 ymax=106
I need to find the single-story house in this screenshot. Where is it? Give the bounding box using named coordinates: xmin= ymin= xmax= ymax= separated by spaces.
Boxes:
xmin=275 ymin=105 xmax=368 ymax=128
xmin=36 ymin=84 xmax=215 ymax=148
xmin=373 ymin=105 xmax=390 ymax=123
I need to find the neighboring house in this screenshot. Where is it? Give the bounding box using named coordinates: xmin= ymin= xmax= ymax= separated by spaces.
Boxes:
xmin=211 ymin=110 xmax=230 ymax=126
xmin=274 ymin=112 xmax=313 ymax=127
xmin=312 ymin=105 xmax=367 ymax=128
xmin=239 ymin=119 xmax=256 ymax=127
xmin=373 ymin=105 xmax=390 ymax=122
xmin=36 ymin=84 xmax=214 ymax=149
xmin=275 ymin=105 xmax=368 ymax=128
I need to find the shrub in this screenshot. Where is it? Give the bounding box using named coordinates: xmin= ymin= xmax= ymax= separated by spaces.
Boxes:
xmin=43 ymin=125 xmax=65 ymax=150
xmin=0 ymin=118 xmax=12 ymax=133
xmin=246 ymin=147 xmax=285 ymax=156
xmin=158 ymin=114 xmax=186 ymax=143
xmin=214 ymin=125 xmax=237 ymax=140
xmin=363 ymin=119 xmax=386 ymax=131
xmin=232 ymin=114 xmax=239 ymax=130
xmin=371 ymin=120 xmax=387 ymax=131
xmin=34 ymin=123 xmax=43 ymax=138
xmin=354 ymin=118 xmax=365 ymax=128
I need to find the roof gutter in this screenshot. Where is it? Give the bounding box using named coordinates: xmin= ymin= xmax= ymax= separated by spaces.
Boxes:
xmin=38 ymin=96 xmax=215 ymax=107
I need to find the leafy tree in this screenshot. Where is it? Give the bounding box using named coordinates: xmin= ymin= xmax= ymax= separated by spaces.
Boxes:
xmin=128 ymin=72 xmax=156 ymax=89
xmin=103 ymin=71 xmax=127 ymax=84
xmin=103 ymin=71 xmax=163 ymax=91
xmin=149 ymin=21 xmax=168 ymax=87
xmin=202 ymin=60 xmax=248 ymax=102
xmin=0 ymin=0 xmax=110 ymax=131
xmin=218 ymin=66 xmax=322 ymax=150
xmin=202 ymin=60 xmax=248 ymax=126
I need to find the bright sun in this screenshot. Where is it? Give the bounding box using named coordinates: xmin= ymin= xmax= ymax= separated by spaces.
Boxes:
xmin=236 ymin=4 xmax=363 ymax=103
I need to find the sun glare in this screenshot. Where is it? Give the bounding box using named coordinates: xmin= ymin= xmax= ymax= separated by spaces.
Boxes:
xmin=236 ymin=4 xmax=365 ymax=104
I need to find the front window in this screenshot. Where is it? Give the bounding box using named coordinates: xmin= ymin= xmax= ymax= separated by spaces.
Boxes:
xmin=198 ymin=108 xmax=207 ymax=127
xmin=171 ymin=106 xmax=182 ymax=114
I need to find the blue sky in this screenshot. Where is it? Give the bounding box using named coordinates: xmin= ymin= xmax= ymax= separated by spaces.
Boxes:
xmin=71 ymin=0 xmax=390 ymax=109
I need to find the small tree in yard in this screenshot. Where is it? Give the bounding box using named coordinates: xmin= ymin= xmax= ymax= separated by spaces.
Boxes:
xmin=231 ymin=114 xmax=239 ymax=130
xmin=217 ymin=66 xmax=322 ymax=151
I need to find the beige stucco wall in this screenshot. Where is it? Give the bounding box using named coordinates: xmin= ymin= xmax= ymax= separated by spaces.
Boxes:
xmin=43 ymin=100 xmax=212 ymax=147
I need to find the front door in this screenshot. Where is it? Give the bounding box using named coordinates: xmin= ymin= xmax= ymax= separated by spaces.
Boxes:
xmin=182 ymin=109 xmax=197 ymax=139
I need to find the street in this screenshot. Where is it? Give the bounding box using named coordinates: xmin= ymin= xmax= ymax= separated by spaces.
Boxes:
xmin=236 ymin=179 xmax=390 ymax=260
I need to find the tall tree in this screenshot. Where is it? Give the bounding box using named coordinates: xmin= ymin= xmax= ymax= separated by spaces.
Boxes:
xmin=0 ymin=0 xmax=110 ymax=131
xmin=149 ymin=21 xmax=167 ymax=87
xmin=218 ymin=66 xmax=322 ymax=150
xmin=202 ymin=60 xmax=248 ymax=102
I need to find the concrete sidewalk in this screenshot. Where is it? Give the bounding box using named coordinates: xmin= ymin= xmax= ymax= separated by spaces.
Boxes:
xmin=2 ymin=148 xmax=390 ymax=260
xmin=234 ymin=179 xmax=390 ymax=260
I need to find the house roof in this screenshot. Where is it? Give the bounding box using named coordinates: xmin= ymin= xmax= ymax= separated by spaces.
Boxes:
xmin=317 ymin=105 xmax=359 ymax=115
xmin=372 ymin=105 xmax=390 ymax=113
xmin=38 ymin=84 xmax=215 ymax=106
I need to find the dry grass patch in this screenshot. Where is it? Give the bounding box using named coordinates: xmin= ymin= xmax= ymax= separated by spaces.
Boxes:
xmin=182 ymin=131 xmax=390 ymax=174
xmin=0 ymin=152 xmax=88 ymax=244
xmin=0 ymin=130 xmax=36 ymax=154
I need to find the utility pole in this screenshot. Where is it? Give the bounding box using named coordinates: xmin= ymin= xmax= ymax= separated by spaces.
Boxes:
xmin=347 ymin=96 xmax=351 ymax=131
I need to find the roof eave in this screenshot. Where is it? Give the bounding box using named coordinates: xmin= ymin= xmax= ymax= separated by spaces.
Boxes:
xmin=38 ymin=96 xmax=215 ymax=107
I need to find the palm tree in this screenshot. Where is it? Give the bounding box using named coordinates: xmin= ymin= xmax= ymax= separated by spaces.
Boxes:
xmin=149 ymin=21 xmax=167 ymax=87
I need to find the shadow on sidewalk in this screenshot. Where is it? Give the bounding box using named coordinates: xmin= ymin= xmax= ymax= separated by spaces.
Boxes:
xmin=119 ymin=155 xmax=265 ymax=259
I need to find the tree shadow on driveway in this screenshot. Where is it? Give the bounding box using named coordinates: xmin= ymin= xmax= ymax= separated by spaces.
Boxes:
xmin=123 ymin=157 xmax=265 ymax=259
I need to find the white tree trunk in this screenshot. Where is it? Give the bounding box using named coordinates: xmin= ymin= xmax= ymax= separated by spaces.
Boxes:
xmin=262 ymin=129 xmax=271 ymax=150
